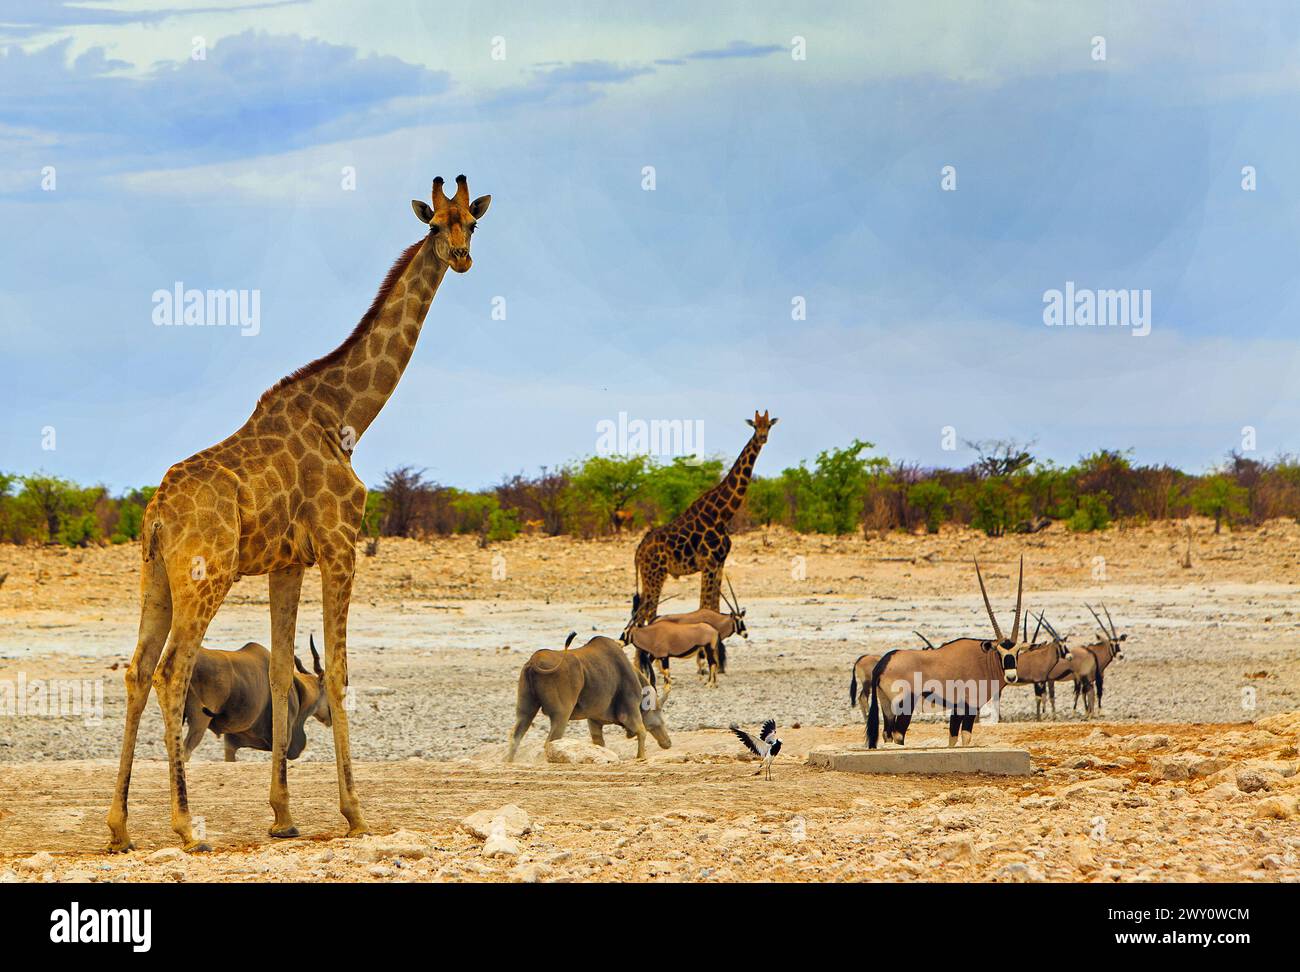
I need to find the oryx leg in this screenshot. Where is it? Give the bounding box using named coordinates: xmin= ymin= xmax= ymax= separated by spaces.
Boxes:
xmin=960 ymin=713 xmax=977 ymax=746
xmin=1033 ymin=682 xmax=1045 ymax=721
xmin=267 ymin=564 xmax=304 ymax=838
xmin=1048 ymin=680 xmax=1057 ymax=720
xmin=948 ymin=710 xmax=961 ymax=747
xmin=703 ymin=643 xmax=719 ymax=688
xmin=106 ymin=552 xmax=172 ymax=853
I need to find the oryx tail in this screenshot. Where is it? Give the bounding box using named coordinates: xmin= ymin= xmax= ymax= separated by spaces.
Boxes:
xmin=866 ymin=649 xmax=900 ymax=750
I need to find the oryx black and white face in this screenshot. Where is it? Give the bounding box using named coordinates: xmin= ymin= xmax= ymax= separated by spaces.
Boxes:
xmin=983 ymin=638 xmax=1025 ymax=683
xmin=975 ymin=555 xmax=1027 ymax=683
xmin=1086 ymin=603 xmax=1126 ymax=660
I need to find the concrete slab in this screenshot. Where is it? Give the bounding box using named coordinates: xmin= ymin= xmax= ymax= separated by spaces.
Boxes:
xmin=807 ymin=745 xmax=1031 ymax=776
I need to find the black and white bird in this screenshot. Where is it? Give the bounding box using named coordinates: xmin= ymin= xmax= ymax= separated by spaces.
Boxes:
xmin=729 ymin=720 xmax=782 ymax=780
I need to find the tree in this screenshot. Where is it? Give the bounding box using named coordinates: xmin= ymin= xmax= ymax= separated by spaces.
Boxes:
xmin=745 ymin=476 xmax=787 ymax=528
xmin=907 ymin=480 xmax=951 ymax=533
xmin=642 ymin=456 xmax=723 ymax=523
xmin=379 ymin=466 xmax=432 ymax=537
xmin=567 ymin=455 xmax=648 ymax=533
xmin=965 ymin=438 xmax=1035 ymax=478
xmin=1190 ymin=475 xmax=1248 ymax=534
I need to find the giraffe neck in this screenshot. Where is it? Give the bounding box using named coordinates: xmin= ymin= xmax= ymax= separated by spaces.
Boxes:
xmin=261 ymin=238 xmax=447 ymax=440
xmin=697 ymin=433 xmax=763 ymax=521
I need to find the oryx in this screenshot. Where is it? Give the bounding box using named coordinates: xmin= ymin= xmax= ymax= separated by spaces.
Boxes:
xmin=866 ymin=557 xmax=1028 ymax=749
xmin=656 ymin=575 xmax=748 ymax=675
xmin=182 ymin=636 xmax=331 ymax=762
xmin=1074 ymin=603 xmax=1126 ymax=712
xmin=1009 ymin=612 xmax=1099 ymax=720
xmin=621 ymin=594 xmax=724 ymax=692
xmin=506 ymin=633 xmax=670 ymax=761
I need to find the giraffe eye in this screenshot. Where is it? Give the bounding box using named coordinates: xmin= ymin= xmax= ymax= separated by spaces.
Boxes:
xmin=468 ymin=224 xmax=476 ymax=234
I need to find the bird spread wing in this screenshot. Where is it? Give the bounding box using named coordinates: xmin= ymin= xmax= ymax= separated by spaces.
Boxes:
xmin=760 ymin=719 xmax=777 ymax=743
xmin=729 ymin=723 xmax=761 ymax=757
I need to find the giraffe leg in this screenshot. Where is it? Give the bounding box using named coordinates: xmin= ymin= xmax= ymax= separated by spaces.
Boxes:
xmin=636 ymin=559 xmax=667 ymax=625
xmin=700 ymin=563 xmax=724 ymax=613
xmin=107 ymin=553 xmax=172 ymax=852
xmin=320 ymin=547 xmax=368 ymax=837
xmin=154 ymin=567 xmax=232 ymax=852
xmin=267 ymin=565 xmax=304 ymax=838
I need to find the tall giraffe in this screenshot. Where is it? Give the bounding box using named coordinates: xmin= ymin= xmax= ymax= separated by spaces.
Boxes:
xmin=106 ymin=176 xmax=490 ymax=852
xmin=632 ymin=410 xmax=777 ymax=625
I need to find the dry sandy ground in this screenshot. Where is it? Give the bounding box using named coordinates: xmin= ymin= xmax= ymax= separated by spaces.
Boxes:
xmin=2 ymin=521 xmax=1299 ymax=882
xmin=2 ymin=719 xmax=1298 ymax=883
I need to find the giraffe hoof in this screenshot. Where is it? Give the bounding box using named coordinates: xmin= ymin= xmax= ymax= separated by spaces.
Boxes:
xmin=346 ymin=823 xmax=371 ymax=838
xmin=268 ymin=824 xmax=300 ymax=839
xmin=105 ymin=838 xmax=135 ymax=854
xmin=184 ymin=840 xmax=213 ymax=854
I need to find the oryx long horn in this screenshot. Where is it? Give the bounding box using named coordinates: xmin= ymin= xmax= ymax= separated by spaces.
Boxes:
xmin=974 ymin=559 xmax=1004 ymax=643
xmin=1036 ymin=612 xmax=1063 ymax=645
xmin=1031 ymin=612 xmax=1043 ymax=644
xmin=1009 ymin=555 xmax=1024 ymax=646
xmin=725 ymin=574 xmax=741 ymax=613
xmin=1085 ymin=603 xmax=1110 ymax=640
xmin=1102 ymin=603 xmax=1119 ymax=640
xmin=308 ymin=633 xmax=324 ymax=676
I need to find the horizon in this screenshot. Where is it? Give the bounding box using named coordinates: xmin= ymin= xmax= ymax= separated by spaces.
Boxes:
xmin=3 ymin=2 xmax=1298 ymax=493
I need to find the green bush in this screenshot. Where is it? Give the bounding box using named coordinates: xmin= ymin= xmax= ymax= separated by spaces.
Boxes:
xmin=1067 ymin=491 xmax=1112 ymax=532
xmin=907 ymin=480 xmax=951 ymax=533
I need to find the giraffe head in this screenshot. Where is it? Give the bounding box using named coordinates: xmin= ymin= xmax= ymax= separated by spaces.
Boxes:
xmin=411 ymin=174 xmax=491 ymax=274
xmin=745 ymin=409 xmax=779 ymax=444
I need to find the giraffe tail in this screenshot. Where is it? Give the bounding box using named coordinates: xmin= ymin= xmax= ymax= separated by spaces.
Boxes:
xmin=144 ymin=519 xmax=164 ymax=562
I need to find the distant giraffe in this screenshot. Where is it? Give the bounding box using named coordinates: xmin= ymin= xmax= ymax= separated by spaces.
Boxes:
xmin=632 ymin=411 xmax=777 ymax=624
xmin=105 ymin=176 xmax=491 ymax=852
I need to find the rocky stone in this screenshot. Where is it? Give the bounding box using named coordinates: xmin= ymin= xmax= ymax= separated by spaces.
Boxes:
xmin=462 ymin=804 xmax=532 ymax=839
xmin=356 ymin=830 xmax=430 ymax=861
xmin=482 ymin=830 xmax=521 ymax=859
xmin=1122 ymin=734 xmax=1172 ymax=753
xmin=19 ymin=852 xmax=55 ymax=872
xmin=994 ymin=862 xmax=1046 ymax=883
xmin=1236 ymin=770 xmax=1270 ymax=793
xmin=148 ymin=847 xmax=183 ymax=863
xmin=544 ymin=738 xmax=620 ymax=764
xmin=509 ymin=861 xmax=551 ymax=883
xmin=1254 ymin=796 xmax=1298 ymax=821
xmin=937 ymin=836 xmax=974 ymax=863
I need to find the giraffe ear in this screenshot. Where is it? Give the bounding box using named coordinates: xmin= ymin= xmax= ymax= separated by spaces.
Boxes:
xmin=745 ymin=419 xmax=755 ymax=429
xmin=469 ymin=194 xmax=491 ymax=218
xmin=411 ymin=200 xmax=434 ymax=224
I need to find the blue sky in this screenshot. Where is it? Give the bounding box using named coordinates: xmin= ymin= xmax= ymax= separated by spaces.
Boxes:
xmin=2 ymin=1 xmax=1299 ymax=492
